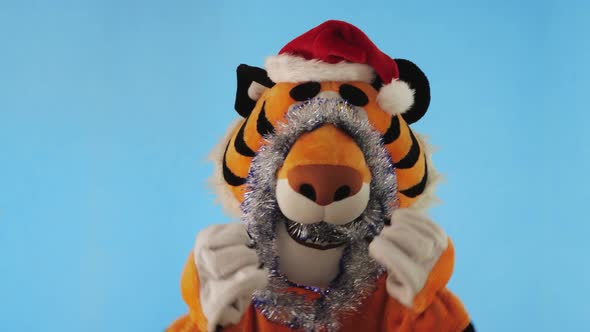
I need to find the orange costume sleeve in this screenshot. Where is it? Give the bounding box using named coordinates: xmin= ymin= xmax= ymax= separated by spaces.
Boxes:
xmin=167 ymin=252 xmax=208 ymax=332
xmin=380 ymin=240 xmax=472 ymax=332
xmin=168 ymin=240 xmax=471 ymax=332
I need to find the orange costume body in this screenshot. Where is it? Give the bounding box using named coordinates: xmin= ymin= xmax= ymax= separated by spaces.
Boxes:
xmin=169 ymin=242 xmax=470 ymax=332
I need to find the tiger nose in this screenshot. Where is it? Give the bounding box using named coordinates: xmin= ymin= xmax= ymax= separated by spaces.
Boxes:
xmin=287 ymin=165 xmax=364 ymax=206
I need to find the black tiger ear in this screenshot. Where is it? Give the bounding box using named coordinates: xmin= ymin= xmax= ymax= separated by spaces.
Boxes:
xmin=235 ymin=64 xmax=275 ymax=117
xmin=395 ymin=59 xmax=431 ymax=124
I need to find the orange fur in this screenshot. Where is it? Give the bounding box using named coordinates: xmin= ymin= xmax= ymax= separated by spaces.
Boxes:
xmin=412 ymin=239 xmax=455 ymax=313
xmin=168 ymin=230 xmax=468 ymax=332
xmin=170 ymin=252 xmax=469 ymax=332
xmin=222 ymin=81 xmax=428 ymax=208
xmin=174 ymin=80 xmax=459 ymax=331
xmin=277 ymin=124 xmax=371 ymax=183
xmin=166 ymin=252 xmax=208 ymax=332
xmin=385 ymin=116 xmax=413 ymax=164
xmin=227 ymin=127 xmax=252 ymax=178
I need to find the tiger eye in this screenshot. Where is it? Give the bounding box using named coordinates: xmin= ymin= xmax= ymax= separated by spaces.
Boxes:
xmin=339 ymin=84 xmax=369 ymax=106
xmin=289 ymin=82 xmax=321 ymax=101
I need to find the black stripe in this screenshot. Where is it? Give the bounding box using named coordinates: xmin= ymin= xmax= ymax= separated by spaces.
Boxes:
xmin=233 ymin=117 xmax=255 ymax=157
xmin=382 ymin=115 xmax=401 ymax=144
xmin=371 ymin=74 xmax=383 ymax=91
xmin=463 ymin=322 xmax=476 ymax=332
xmin=256 ymin=101 xmax=274 ymax=137
xmin=395 ymin=129 xmax=420 ymax=169
xmin=222 ymin=141 xmax=246 ymax=186
xmin=399 ymin=159 xmax=428 ymax=198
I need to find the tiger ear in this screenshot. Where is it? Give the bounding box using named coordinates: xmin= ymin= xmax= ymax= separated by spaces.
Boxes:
xmin=394 ymin=59 xmax=431 ymax=124
xmin=235 ymin=64 xmax=275 ymax=117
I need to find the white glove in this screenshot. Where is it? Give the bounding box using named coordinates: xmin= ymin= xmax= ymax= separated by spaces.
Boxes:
xmin=193 ymin=223 xmax=268 ymax=332
xmin=368 ymin=208 xmax=448 ymax=308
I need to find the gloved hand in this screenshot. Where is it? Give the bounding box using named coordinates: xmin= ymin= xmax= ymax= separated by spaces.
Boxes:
xmin=193 ymin=223 xmax=268 ymax=332
xmin=369 ymin=208 xmax=448 ymax=308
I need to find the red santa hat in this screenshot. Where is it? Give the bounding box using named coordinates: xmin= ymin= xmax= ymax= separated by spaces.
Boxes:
xmin=264 ymin=20 xmax=415 ymax=116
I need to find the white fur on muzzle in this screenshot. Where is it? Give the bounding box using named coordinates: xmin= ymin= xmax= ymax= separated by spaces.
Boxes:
xmin=275 ymin=179 xmax=370 ymax=225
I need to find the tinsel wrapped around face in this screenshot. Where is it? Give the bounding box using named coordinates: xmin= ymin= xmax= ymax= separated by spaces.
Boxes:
xmin=241 ymin=98 xmax=398 ymax=331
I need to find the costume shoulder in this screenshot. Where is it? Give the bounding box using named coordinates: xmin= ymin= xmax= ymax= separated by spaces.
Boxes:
xmin=167 ymin=252 xmax=207 ymax=332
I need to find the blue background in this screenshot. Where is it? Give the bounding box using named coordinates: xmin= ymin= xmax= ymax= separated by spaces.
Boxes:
xmin=1 ymin=0 xmax=588 ymax=331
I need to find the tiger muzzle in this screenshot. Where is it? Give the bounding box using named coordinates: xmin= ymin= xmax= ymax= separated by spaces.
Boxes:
xmin=275 ymin=123 xmax=372 ymax=226
xmin=287 ymin=165 xmax=363 ymax=206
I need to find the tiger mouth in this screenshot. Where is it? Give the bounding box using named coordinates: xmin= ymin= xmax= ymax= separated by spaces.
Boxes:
xmin=284 ymin=219 xmax=352 ymax=250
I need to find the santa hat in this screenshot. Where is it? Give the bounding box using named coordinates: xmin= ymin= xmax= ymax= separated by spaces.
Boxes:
xmin=264 ymin=20 xmax=415 ymax=116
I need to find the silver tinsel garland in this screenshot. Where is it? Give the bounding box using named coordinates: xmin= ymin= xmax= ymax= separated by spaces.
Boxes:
xmin=241 ymin=98 xmax=398 ymax=331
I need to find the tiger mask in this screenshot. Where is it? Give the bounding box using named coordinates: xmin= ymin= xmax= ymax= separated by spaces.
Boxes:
xmin=168 ymin=20 xmax=473 ymax=332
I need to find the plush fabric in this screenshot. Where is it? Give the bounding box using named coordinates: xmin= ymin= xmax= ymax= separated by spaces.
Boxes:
xmin=235 ymin=64 xmax=275 ymax=117
xmin=369 ymin=209 xmax=449 ymax=308
xmin=394 ymin=59 xmax=431 ymax=124
xmin=288 ymin=81 xmax=322 ymax=101
xmin=192 ymin=223 xmax=268 ymax=332
xmin=170 ymin=20 xmax=472 ymax=332
xmin=215 ymin=81 xmax=433 ymax=210
xmin=265 ymin=54 xmax=375 ymax=84
xmin=376 ymin=79 xmax=415 ymax=116
xmin=339 ymin=83 xmax=369 ymax=106
xmin=268 ymin=20 xmax=399 ymax=83
xmin=264 ymin=21 xmax=429 ymax=116
xmin=168 ymin=255 xmax=471 ymax=332
xmin=193 ymin=80 xmax=464 ymax=331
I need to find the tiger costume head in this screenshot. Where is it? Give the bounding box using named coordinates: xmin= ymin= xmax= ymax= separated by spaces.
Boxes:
xmin=209 ymin=20 xmax=440 ymax=327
